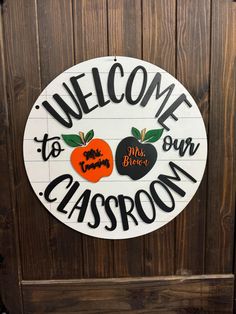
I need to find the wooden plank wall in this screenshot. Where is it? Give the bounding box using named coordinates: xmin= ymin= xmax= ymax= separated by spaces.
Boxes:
xmin=0 ymin=2 xmax=23 ymax=312
xmin=22 ymin=275 xmax=234 ymax=313
xmin=175 ymin=0 xmax=210 ymax=275
xmin=142 ymin=0 xmax=176 ymax=277
xmin=0 ymin=0 xmax=235 ymax=313
xmin=206 ymin=0 xmax=236 ymax=274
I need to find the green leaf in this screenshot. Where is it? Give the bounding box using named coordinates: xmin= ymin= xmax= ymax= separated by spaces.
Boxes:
xmin=61 ymin=134 xmax=83 ymax=147
xmin=131 ymin=127 xmax=141 ymax=140
xmin=85 ymin=129 xmax=94 ymax=143
xmin=144 ymin=128 xmax=164 ymax=143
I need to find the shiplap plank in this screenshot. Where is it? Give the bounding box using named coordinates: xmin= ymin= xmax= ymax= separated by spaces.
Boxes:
xmin=175 ymin=0 xmax=210 ymax=275
xmin=206 ymin=0 xmax=236 ymax=274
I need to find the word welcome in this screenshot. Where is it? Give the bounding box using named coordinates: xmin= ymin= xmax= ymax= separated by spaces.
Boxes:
xmin=42 ymin=63 xmax=192 ymax=131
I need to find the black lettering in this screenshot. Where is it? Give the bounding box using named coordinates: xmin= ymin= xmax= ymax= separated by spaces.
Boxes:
xmin=162 ymin=135 xmax=172 ymax=152
xmin=150 ymin=180 xmax=175 ymax=212
xmin=70 ymin=74 xmax=98 ymax=114
xmin=135 ymin=190 xmax=156 ymax=223
xmin=44 ymin=174 xmax=79 ymax=214
xmin=108 ymin=63 xmax=124 ymax=103
xmin=83 ymin=149 xmax=102 ymax=160
xmin=185 ymin=137 xmax=200 ymax=156
xmin=80 ymin=159 xmax=110 ymax=173
xmin=68 ymin=189 xmax=91 ymax=221
xmin=126 ymin=66 xmax=147 ymax=105
xmin=105 ymin=196 xmax=118 ymax=231
xmin=42 ymin=87 xmax=83 ymax=128
xmin=163 ymin=136 xmax=200 ymax=157
xmin=118 ymin=195 xmax=138 ymax=231
xmin=158 ymin=162 xmax=197 ymax=197
xmin=34 ymin=134 xmax=64 ymax=161
xmin=157 ymin=94 xmax=192 ymax=131
xmin=140 ymin=72 xmax=175 ymax=116
xmin=92 ymin=67 xmax=110 ymax=107
xmin=88 ymin=194 xmax=104 ymax=229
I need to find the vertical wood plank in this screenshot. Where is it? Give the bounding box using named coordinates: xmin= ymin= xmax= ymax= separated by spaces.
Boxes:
xmin=108 ymin=0 xmax=142 ymax=58
xmin=74 ymin=0 xmax=108 ymax=63
xmin=37 ymin=0 xmax=74 ymax=88
xmin=21 ymin=275 xmax=235 ymax=313
xmin=73 ymin=0 xmax=114 ymax=278
xmin=235 ymin=226 xmax=236 ymax=312
xmin=0 ymin=3 xmax=23 ymax=312
xmin=108 ymin=0 xmax=144 ymax=277
xmin=143 ymin=0 xmax=176 ymax=75
xmin=206 ymin=0 xmax=236 ymax=274
xmin=175 ymin=0 xmax=210 ymax=275
xmin=36 ymin=0 xmax=84 ymax=278
xmin=142 ymin=0 xmax=176 ymax=276
xmin=3 ymin=0 xmax=52 ymax=280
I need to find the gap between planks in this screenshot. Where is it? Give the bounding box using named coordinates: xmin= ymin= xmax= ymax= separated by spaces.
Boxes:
xmin=22 ymin=273 xmax=234 ymax=286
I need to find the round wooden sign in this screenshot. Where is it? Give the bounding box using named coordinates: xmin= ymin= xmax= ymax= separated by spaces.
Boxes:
xmin=23 ymin=56 xmax=207 ymax=239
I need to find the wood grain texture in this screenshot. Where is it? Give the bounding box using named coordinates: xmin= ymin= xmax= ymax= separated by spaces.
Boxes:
xmin=206 ymin=0 xmax=236 ymax=274
xmin=36 ymin=0 xmax=84 ymax=279
xmin=108 ymin=0 xmax=144 ymax=277
xmin=73 ymin=0 xmax=114 ymax=278
xmin=108 ymin=0 xmax=142 ymax=58
xmin=142 ymin=0 xmax=176 ymax=276
xmin=22 ymin=275 xmax=234 ymax=313
xmin=142 ymin=0 xmax=176 ymax=75
xmin=0 ymin=3 xmax=23 ymax=312
xmin=2 ymin=0 xmax=52 ymax=280
xmin=175 ymin=0 xmax=210 ymax=275
xmin=37 ymin=0 xmax=74 ymax=88
xmin=74 ymin=0 xmax=108 ymax=62
xmin=1 ymin=0 xmax=236 ymax=311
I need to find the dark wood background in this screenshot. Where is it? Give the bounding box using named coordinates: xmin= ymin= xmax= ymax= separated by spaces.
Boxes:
xmin=0 ymin=0 xmax=235 ymax=313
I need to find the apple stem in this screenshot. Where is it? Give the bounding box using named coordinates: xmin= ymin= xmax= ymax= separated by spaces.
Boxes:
xmin=79 ymin=131 xmax=86 ymax=145
xmin=141 ymin=128 xmax=146 ymax=142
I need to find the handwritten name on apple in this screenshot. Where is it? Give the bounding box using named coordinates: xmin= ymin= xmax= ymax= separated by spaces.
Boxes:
xmin=122 ymin=146 xmax=149 ymax=168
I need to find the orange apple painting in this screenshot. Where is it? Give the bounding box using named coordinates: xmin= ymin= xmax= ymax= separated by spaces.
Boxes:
xmin=62 ymin=130 xmax=113 ymax=183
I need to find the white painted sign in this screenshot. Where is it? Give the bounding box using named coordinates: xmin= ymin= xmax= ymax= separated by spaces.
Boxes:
xmin=23 ymin=56 xmax=207 ymax=239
